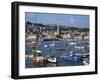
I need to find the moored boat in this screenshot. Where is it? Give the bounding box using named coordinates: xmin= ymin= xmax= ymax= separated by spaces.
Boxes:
xmin=25 ymin=54 xmax=33 ymax=59
xmin=69 ymin=42 xmax=77 ymax=45
xmin=47 ymin=56 xmax=56 ymax=63
xmin=32 ymin=50 xmax=42 ymax=53
xmin=74 ymin=46 xmax=84 ymax=49
xmin=82 ymin=58 xmax=89 ymax=65
xmin=33 ymin=55 xmax=43 ymax=64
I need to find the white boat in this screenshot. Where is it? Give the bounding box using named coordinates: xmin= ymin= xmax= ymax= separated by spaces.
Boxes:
xmin=47 ymin=57 xmax=56 ymax=63
xmin=82 ymin=60 xmax=89 ymax=65
xmin=25 ymin=55 xmax=33 ymax=59
xmin=69 ymin=42 xmax=77 ymax=45
xmin=74 ymin=46 xmax=84 ymax=49
xmin=44 ymin=45 xmax=48 ymax=47
xmin=82 ymin=58 xmax=89 ymax=65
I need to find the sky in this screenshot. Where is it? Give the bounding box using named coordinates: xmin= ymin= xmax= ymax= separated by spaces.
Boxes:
xmin=25 ymin=12 xmax=89 ymax=28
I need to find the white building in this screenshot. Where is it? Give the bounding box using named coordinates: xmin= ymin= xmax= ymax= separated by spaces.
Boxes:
xmin=63 ymin=34 xmax=71 ymax=39
xmin=74 ymin=36 xmax=82 ymax=40
xmin=84 ymin=36 xmax=89 ymax=39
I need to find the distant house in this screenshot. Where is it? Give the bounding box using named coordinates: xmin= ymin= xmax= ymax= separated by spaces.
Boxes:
xmin=26 ymin=34 xmax=39 ymax=43
xmin=84 ymin=36 xmax=89 ymax=39
xmin=74 ymin=36 xmax=82 ymax=40
xmin=63 ymin=34 xmax=71 ymax=39
xmin=26 ymin=34 xmax=38 ymax=47
xmin=26 ymin=34 xmax=37 ymax=40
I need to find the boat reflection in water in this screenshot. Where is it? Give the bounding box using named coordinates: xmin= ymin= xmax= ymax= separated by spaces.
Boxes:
xmin=25 ymin=40 xmax=89 ymax=68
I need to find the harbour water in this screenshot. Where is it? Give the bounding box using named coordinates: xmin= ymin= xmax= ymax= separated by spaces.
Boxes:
xmin=25 ymin=39 xmax=89 ymax=68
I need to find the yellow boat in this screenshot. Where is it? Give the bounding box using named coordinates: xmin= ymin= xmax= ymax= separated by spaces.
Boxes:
xmin=32 ymin=50 xmax=42 ymax=53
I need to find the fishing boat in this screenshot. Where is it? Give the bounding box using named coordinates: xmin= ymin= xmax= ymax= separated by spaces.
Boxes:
xmin=82 ymin=58 xmax=89 ymax=65
xmin=32 ymin=50 xmax=42 ymax=53
xmin=69 ymin=42 xmax=77 ymax=45
xmin=44 ymin=45 xmax=48 ymax=47
xmin=47 ymin=56 xmax=56 ymax=63
xmin=74 ymin=46 xmax=84 ymax=49
xmin=82 ymin=60 xmax=89 ymax=65
xmin=25 ymin=54 xmax=33 ymax=59
xmin=33 ymin=55 xmax=43 ymax=64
